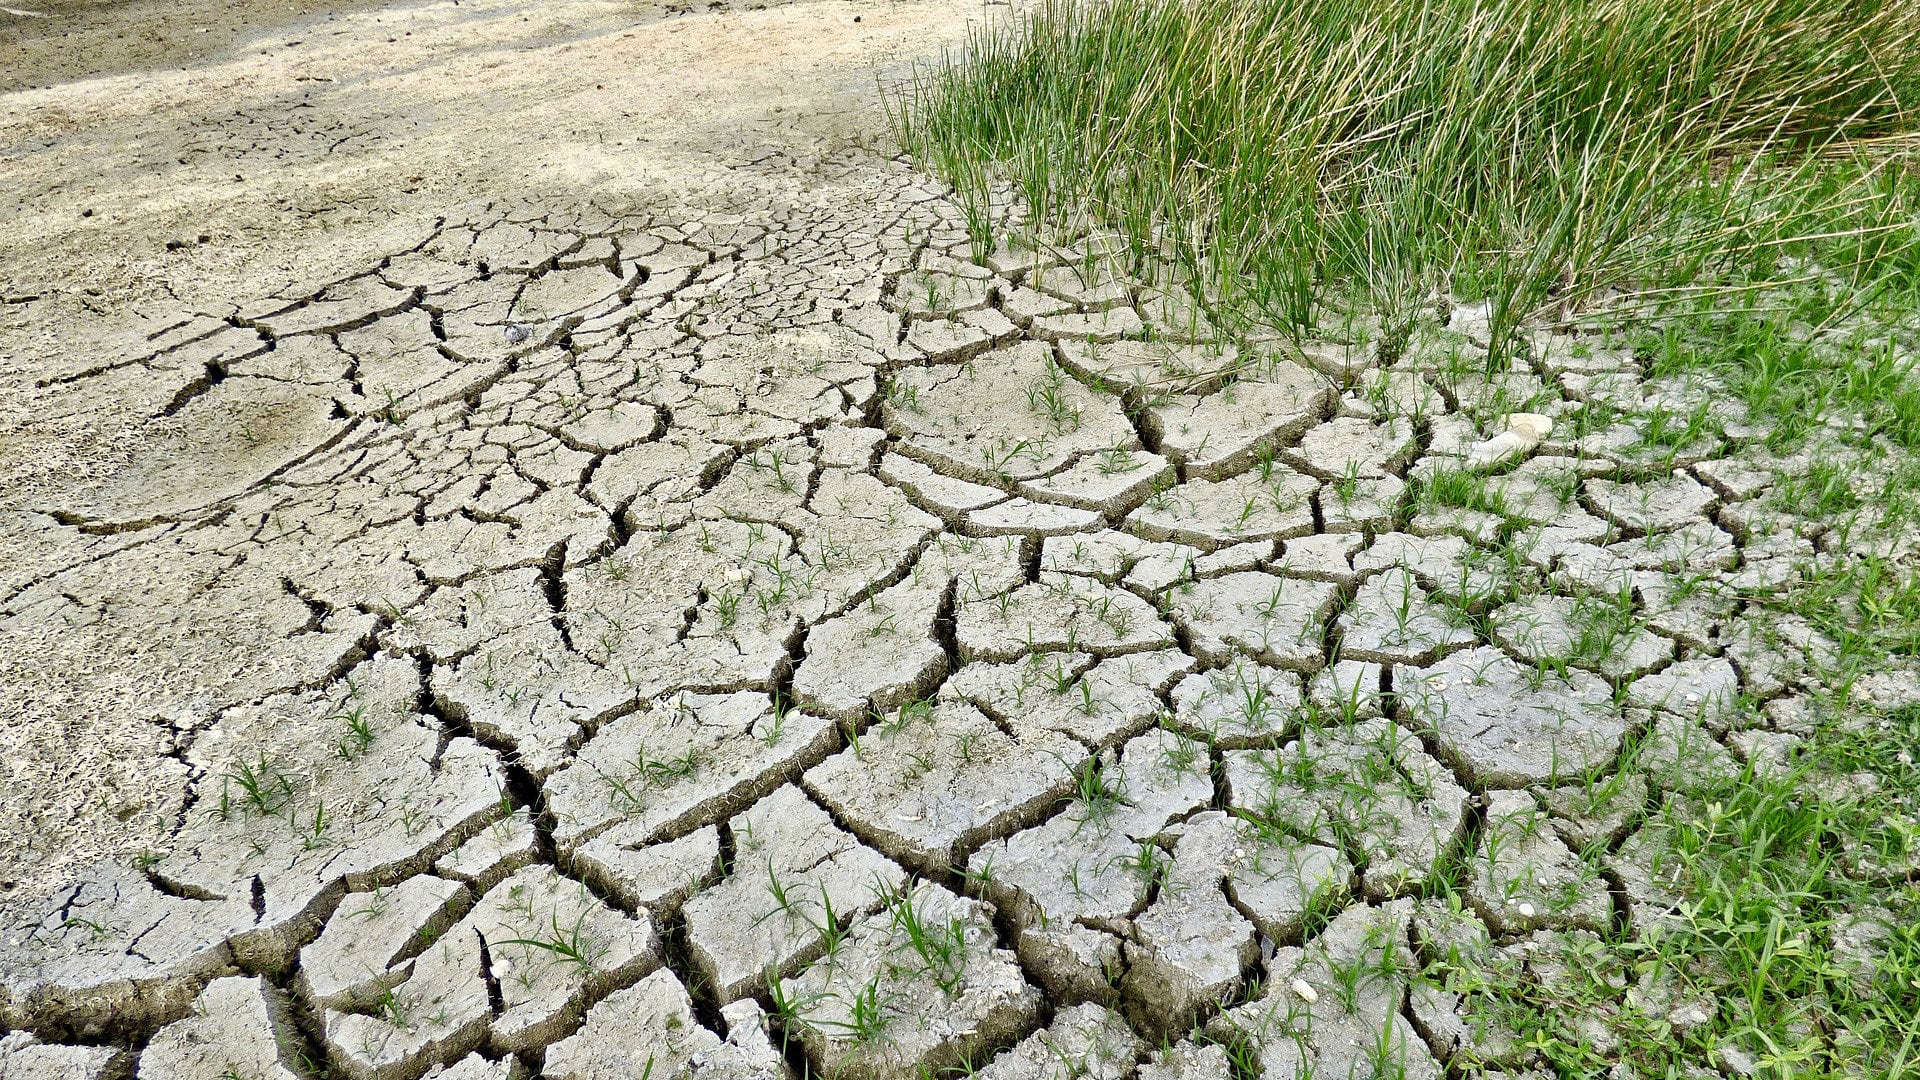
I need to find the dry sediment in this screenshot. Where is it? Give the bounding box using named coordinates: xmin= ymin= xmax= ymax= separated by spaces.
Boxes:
xmin=1 ymin=0 xmax=1911 ymax=1075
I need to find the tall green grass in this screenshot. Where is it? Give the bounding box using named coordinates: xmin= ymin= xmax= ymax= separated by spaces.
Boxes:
xmin=898 ymin=0 xmax=1920 ymax=351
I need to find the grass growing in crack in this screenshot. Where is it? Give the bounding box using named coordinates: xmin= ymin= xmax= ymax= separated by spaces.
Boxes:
xmin=1061 ymin=753 xmax=1127 ymax=825
xmin=899 ymin=0 xmax=1920 ymax=351
xmin=760 ymin=863 xmax=812 ymax=927
xmin=332 ymin=703 xmax=376 ymax=761
xmin=496 ymin=908 xmax=601 ymax=972
xmin=216 ymin=753 xmax=296 ymax=820
xmin=1158 ymin=729 xmax=1206 ymax=774
xmin=1420 ymin=704 xmax=1920 ymax=1078
xmin=881 ymin=885 xmax=972 ymax=995
xmin=367 ymin=986 xmax=408 ymax=1027
xmin=594 ymin=744 xmax=702 ymax=814
xmin=1635 ymin=303 xmax=1920 ymax=453
xmin=1768 ymin=550 xmax=1920 ymax=665
xmin=873 ymin=696 xmax=936 ymax=737
xmin=60 ymin=915 xmax=111 ymax=939
xmin=1419 ymin=467 xmax=1508 ymax=520
xmin=299 ymin=799 xmax=331 ymax=851
xmin=836 ymin=975 xmax=895 ymax=1042
xmin=1096 ymin=446 xmax=1141 ymax=475
xmin=1026 ymin=356 xmax=1084 ymax=432
xmin=766 ymin=973 xmax=826 ymax=1045
xmin=1116 ymin=836 xmax=1172 ymax=904
xmin=1565 ymin=591 xmax=1642 ymax=670
xmin=960 ymin=852 xmax=997 ymax=894
xmin=814 ymin=885 xmax=852 ymax=963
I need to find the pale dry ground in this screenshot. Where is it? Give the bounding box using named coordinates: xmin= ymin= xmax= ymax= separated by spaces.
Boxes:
xmin=0 ymin=0 xmax=995 ymax=899
xmin=3 ymin=1 xmax=1913 ymax=1077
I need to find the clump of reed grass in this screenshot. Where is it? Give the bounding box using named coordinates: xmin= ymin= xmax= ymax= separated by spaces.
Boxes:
xmin=897 ymin=0 xmax=1920 ymax=354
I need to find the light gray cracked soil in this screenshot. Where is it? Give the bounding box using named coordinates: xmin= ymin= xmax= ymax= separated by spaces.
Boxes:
xmin=0 ymin=0 xmax=1888 ymax=1076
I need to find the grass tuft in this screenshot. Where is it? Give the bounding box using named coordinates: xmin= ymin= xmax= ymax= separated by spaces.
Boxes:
xmin=899 ymin=0 xmax=1920 ymax=353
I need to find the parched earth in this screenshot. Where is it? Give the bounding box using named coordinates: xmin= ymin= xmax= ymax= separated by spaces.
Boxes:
xmin=2 ymin=1 xmax=1913 ymax=1079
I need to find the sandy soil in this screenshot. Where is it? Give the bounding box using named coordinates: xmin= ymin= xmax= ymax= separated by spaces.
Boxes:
xmin=0 ymin=0 xmax=993 ymax=898
xmin=3 ymin=0 xmax=410 ymax=91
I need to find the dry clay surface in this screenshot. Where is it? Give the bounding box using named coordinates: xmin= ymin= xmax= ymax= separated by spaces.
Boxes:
xmin=3 ymin=0 xmax=1910 ymax=1078
xmin=0 ymin=0 xmax=998 ymax=890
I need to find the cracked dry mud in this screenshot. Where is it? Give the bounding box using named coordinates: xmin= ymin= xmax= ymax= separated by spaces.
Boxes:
xmin=3 ymin=0 xmax=1915 ymax=1077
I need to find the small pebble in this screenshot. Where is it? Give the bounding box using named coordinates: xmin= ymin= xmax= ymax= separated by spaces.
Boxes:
xmin=1290 ymin=978 xmax=1318 ymax=1003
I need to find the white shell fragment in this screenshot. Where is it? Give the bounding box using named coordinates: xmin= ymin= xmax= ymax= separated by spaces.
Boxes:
xmin=1466 ymin=412 xmax=1554 ymax=467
